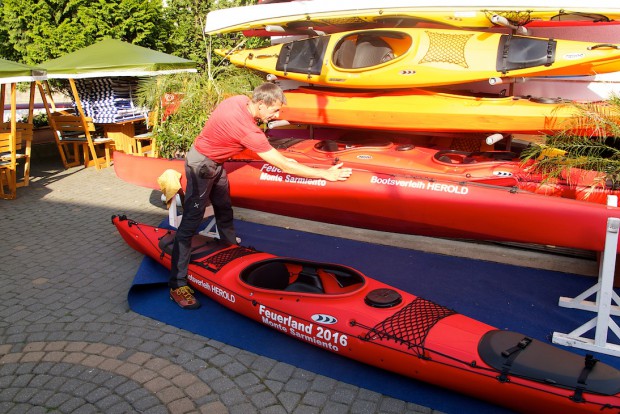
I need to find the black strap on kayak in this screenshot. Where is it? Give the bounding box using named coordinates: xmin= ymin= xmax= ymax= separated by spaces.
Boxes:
xmin=545 ymin=39 xmax=554 ymax=67
xmin=497 ymin=336 xmax=532 ymax=382
xmin=282 ymin=43 xmax=292 ymax=76
xmin=571 ymin=354 xmax=598 ymax=402
xmin=499 ymin=34 xmax=513 ymax=74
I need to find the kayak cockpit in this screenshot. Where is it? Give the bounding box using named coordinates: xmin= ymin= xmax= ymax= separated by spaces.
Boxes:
xmin=332 ymin=31 xmax=409 ymax=70
xmin=433 ymin=150 xmax=518 ymax=165
xmin=240 ymin=259 xmax=365 ymax=295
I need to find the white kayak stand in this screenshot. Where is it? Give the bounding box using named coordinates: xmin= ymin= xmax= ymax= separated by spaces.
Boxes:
xmin=552 ymin=196 xmax=620 ymax=357
xmin=164 ymin=193 xmax=220 ymax=238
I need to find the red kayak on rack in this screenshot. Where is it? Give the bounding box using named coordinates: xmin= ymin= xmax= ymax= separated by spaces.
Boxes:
xmin=113 ymin=134 xmax=620 ymax=252
xmin=112 ymin=214 xmax=620 ymax=414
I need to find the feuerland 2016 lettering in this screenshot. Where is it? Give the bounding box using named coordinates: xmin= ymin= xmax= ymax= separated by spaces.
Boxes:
xmin=258 ymin=304 xmax=348 ymax=351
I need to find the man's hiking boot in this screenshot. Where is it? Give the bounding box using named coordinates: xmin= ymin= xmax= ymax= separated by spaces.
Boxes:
xmin=170 ymin=286 xmax=201 ymax=309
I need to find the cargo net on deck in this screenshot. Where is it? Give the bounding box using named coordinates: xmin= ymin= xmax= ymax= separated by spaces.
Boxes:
xmin=361 ymin=297 xmax=456 ymax=357
xmin=419 ymin=31 xmax=472 ymax=68
xmin=205 ymin=246 xmax=258 ymax=271
xmin=451 ymin=136 xmax=483 ymax=152
xmin=484 ymin=10 xmax=533 ymax=27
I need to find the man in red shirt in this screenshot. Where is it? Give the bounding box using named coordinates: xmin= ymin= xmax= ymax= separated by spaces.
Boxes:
xmin=169 ymin=82 xmax=352 ymax=309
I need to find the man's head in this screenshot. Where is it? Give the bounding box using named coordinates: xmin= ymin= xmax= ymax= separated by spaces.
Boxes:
xmin=251 ymin=82 xmax=286 ymax=123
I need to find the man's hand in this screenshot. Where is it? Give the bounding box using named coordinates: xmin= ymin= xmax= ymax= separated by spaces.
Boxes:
xmin=324 ymin=162 xmax=352 ymax=182
xmin=258 ymin=149 xmax=352 ymax=181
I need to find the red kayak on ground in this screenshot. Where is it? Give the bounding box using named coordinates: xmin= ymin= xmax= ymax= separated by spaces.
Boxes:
xmin=113 ymin=133 xmax=620 ymax=253
xmin=112 ymin=214 xmax=620 ymax=414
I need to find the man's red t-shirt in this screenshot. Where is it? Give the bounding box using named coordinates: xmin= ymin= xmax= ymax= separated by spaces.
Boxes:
xmin=194 ymin=95 xmax=272 ymax=163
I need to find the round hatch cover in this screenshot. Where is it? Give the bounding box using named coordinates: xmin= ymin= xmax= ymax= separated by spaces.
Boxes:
xmin=364 ymin=288 xmax=403 ymax=308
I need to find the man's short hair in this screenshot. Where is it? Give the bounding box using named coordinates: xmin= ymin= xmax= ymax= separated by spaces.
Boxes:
xmin=252 ymin=82 xmax=287 ymax=105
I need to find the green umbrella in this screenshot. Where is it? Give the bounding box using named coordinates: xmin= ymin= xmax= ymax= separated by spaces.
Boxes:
xmin=0 ymin=58 xmax=46 ymax=84
xmin=40 ymin=38 xmax=197 ymax=79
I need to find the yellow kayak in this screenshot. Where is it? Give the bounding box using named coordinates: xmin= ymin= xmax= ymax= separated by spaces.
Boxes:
xmin=279 ymin=87 xmax=582 ymax=134
xmin=205 ymin=1 xmax=620 ymax=34
xmin=215 ymin=28 xmax=620 ymax=89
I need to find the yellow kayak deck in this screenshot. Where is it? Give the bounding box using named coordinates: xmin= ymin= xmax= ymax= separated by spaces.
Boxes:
xmin=216 ymin=28 xmax=620 ymax=88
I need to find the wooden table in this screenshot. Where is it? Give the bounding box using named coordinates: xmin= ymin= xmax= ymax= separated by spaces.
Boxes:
xmin=99 ymin=117 xmax=149 ymax=155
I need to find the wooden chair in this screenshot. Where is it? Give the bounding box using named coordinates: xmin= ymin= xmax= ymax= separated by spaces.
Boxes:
xmin=0 ymin=131 xmax=18 ymax=199
xmin=0 ymin=122 xmax=32 ymax=187
xmin=48 ymin=112 xmax=113 ymax=170
xmin=129 ymin=112 xmax=157 ymax=157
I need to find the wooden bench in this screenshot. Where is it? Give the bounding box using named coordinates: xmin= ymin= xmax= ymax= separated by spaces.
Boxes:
xmin=49 ymin=112 xmax=113 ymax=170
xmin=0 ymin=122 xmax=33 ymax=188
xmin=0 ymin=132 xmax=17 ymax=199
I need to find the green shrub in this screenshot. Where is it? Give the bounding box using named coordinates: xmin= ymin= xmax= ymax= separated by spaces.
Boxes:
xmin=136 ymin=66 xmax=264 ymax=158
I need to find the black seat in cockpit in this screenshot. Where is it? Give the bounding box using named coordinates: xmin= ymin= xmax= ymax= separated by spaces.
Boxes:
xmin=285 ymin=267 xmax=324 ymax=293
xmin=244 ymin=261 xmax=290 ymax=290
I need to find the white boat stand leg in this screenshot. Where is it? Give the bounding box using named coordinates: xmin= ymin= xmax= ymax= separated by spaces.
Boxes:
xmin=198 ymin=216 xmax=220 ymax=238
xmin=552 ymin=216 xmax=620 ymax=357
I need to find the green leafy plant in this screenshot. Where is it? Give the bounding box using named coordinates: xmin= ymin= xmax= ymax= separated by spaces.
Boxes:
xmin=135 ymin=66 xmax=264 ymax=158
xmin=520 ymin=95 xmax=620 ymax=190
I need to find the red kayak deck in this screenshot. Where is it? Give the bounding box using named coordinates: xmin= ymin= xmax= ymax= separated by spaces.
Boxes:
xmin=113 ymin=215 xmax=620 ymax=414
xmin=113 ymin=145 xmax=620 ymax=253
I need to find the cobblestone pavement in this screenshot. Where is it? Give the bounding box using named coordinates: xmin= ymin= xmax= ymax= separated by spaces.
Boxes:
xmin=0 ymin=157 xmax=446 ymax=414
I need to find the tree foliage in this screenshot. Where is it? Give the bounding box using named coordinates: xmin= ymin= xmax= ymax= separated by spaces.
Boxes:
xmin=163 ymin=0 xmax=264 ymax=72
xmin=0 ymin=0 xmax=261 ymax=68
xmin=135 ymin=66 xmax=264 ymax=158
xmin=0 ymin=0 xmax=171 ymax=65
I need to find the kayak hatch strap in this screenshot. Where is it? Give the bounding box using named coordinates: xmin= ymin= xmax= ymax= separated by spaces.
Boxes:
xmin=545 ymin=39 xmax=554 ymax=67
xmin=282 ymin=43 xmax=292 ymax=76
xmin=497 ymin=336 xmax=532 ymax=382
xmin=570 ymin=354 xmax=598 ymax=403
xmin=500 ymin=34 xmax=513 ymax=75
xmin=360 ymin=297 xmax=456 ymax=358
xmin=201 ymin=245 xmax=259 ymax=271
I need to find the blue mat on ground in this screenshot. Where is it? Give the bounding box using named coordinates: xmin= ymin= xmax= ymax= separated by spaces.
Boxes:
xmin=127 ymin=219 xmax=620 ymax=414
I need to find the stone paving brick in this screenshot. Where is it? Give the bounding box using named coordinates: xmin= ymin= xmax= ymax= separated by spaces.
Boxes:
xmin=156 ymin=385 xmax=186 ymax=404
xmin=301 ymin=391 xmax=328 ymax=407
xmin=62 ymin=352 xmax=87 ymax=364
xmin=42 ymin=350 xmax=67 ymax=362
xmin=144 ymin=377 xmax=174 ymax=393
xmin=250 ymin=390 xmax=279 ymax=409
xmin=351 ymin=399 xmax=378 ymax=414
xmin=98 ymin=357 xmax=124 ymax=372
xmin=330 ymin=386 xmax=357 ymax=405
xmin=292 ymin=405 xmax=320 ymax=414
xmin=0 ymin=353 xmax=21 ymax=364
xmin=167 ymin=396 xmax=197 ymax=414
xmin=199 ymin=401 xmax=228 ymax=414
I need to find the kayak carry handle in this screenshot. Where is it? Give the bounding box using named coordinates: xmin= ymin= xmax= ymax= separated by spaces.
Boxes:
xmin=587 ymin=44 xmax=620 ymax=50
xmin=490 ymin=14 xmax=530 ymax=36
xmin=489 ymin=77 xmax=527 ymax=85
xmin=267 ymin=120 xmax=290 ymax=129
xmin=485 ymin=134 xmax=504 ymax=146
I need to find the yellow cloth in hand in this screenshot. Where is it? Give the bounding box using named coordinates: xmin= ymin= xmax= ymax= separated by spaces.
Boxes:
xmin=158 ymin=169 xmax=182 ymax=208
